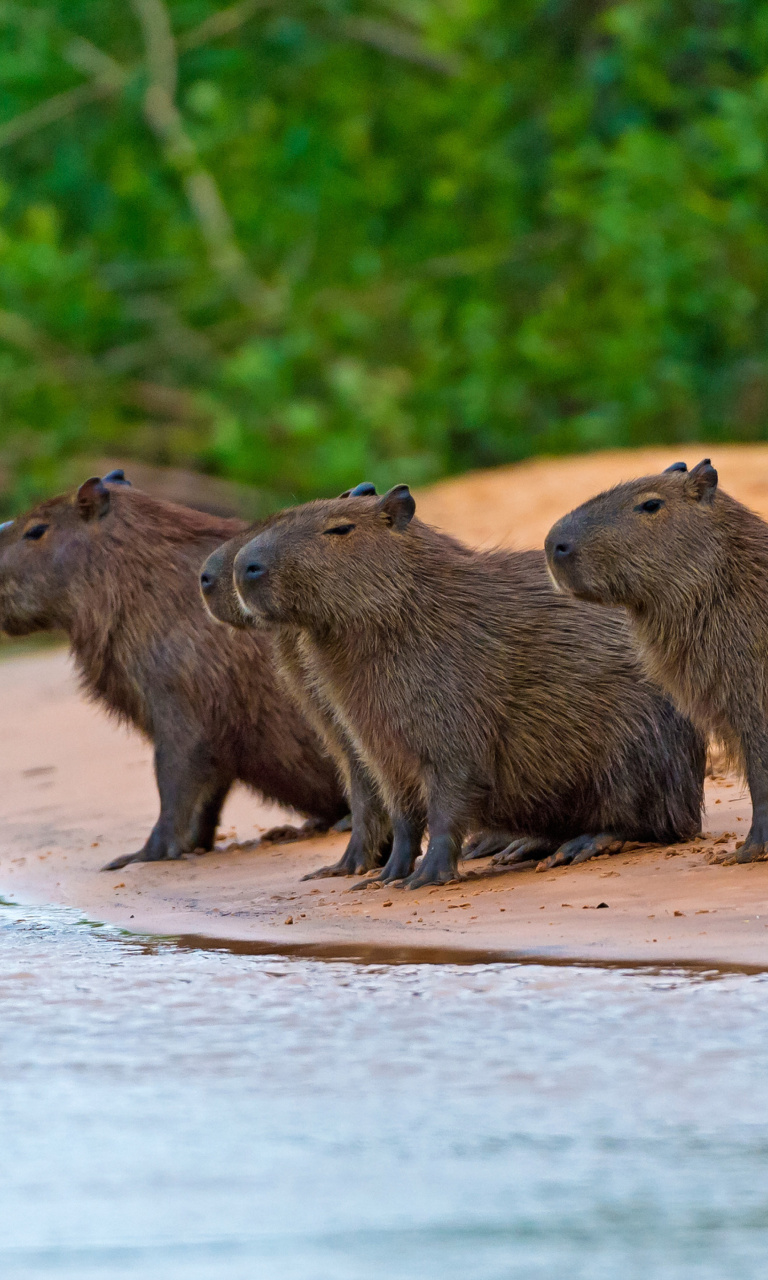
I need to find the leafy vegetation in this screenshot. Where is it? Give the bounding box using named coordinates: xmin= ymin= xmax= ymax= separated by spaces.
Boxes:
xmin=1 ymin=1 xmax=767 ymax=513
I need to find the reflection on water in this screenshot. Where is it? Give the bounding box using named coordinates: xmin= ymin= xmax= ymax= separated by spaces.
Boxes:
xmin=1 ymin=900 xmax=768 ymax=1280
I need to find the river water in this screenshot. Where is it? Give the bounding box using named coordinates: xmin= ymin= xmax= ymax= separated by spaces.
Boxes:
xmin=1 ymin=899 xmax=767 ymax=1280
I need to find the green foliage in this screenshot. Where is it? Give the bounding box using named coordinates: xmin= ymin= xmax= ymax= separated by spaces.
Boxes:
xmin=1 ymin=0 xmax=768 ymax=513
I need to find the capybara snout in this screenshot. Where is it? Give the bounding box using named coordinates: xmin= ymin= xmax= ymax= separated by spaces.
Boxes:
xmin=233 ymin=534 xmax=273 ymax=616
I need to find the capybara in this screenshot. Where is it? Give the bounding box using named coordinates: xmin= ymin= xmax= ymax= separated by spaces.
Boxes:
xmin=220 ymin=484 xmax=706 ymax=889
xmin=201 ymin=483 xmax=394 ymax=879
xmin=545 ymin=457 xmax=768 ymax=863
xmin=0 ymin=471 xmax=347 ymax=870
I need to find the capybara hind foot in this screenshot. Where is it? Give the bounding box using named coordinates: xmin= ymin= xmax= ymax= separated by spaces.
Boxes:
xmin=492 ymin=836 xmax=558 ymax=867
xmin=262 ymin=817 xmax=331 ymax=845
xmin=536 ymin=832 xmax=623 ymax=870
xmin=463 ymin=830 xmax=520 ymax=860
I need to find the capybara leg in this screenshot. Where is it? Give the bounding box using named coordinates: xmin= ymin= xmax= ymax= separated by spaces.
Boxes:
xmin=303 ymin=767 xmax=392 ymax=878
xmin=101 ymin=738 xmax=229 ymax=870
xmin=403 ymin=830 xmax=463 ymax=890
xmin=463 ymin=830 xmax=520 ymax=860
xmin=729 ymin=737 xmax=768 ymax=862
xmin=492 ymin=836 xmax=558 ymax=867
xmin=352 ymin=815 xmax=424 ymax=888
xmin=537 ymin=832 xmax=622 ymax=870
xmin=186 ymin=781 xmax=231 ymax=852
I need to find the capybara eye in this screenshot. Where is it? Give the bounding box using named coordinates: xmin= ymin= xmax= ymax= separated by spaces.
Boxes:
xmin=23 ymin=523 xmax=49 ymax=540
xmin=634 ymin=499 xmax=664 ymax=515
xmin=323 ymin=523 xmax=356 ymax=536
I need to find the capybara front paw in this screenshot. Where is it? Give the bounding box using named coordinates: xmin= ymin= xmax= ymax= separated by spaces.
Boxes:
xmin=101 ymin=849 xmax=146 ymax=871
xmin=492 ymin=836 xmax=557 ymax=867
xmin=732 ymin=840 xmax=768 ymax=864
xmin=301 ymin=855 xmax=374 ymax=880
xmin=402 ymin=862 xmax=461 ymax=890
xmin=348 ymin=873 xmax=397 ymax=891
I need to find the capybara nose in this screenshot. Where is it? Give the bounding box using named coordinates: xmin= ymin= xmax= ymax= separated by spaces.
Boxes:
xmin=244 ymin=561 xmax=268 ymax=581
xmin=552 ymin=540 xmax=573 ymax=561
xmin=200 ymin=570 xmax=216 ymax=595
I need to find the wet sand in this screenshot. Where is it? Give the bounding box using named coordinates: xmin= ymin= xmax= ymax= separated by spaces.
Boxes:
xmin=4 ymin=443 xmax=768 ymax=967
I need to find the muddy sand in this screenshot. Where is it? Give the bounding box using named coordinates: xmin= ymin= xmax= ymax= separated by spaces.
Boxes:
xmin=3 ymin=443 xmax=768 ymax=968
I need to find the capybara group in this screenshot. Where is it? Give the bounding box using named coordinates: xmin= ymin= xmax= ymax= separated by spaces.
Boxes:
xmin=209 ymin=484 xmax=706 ymax=889
xmin=546 ymin=457 xmax=768 ymax=863
xmin=0 ymin=472 xmax=347 ymax=869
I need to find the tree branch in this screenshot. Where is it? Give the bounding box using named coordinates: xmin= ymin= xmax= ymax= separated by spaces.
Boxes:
xmin=178 ymin=0 xmax=279 ymax=53
xmin=0 ymin=2 xmax=457 ymax=152
xmin=130 ymin=0 xmax=278 ymax=323
xmin=0 ymin=82 xmax=111 ymax=149
xmin=339 ymin=16 xmax=462 ymax=76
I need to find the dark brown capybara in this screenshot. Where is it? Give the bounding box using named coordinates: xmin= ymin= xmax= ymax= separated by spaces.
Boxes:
xmin=218 ymin=484 xmax=706 ymax=889
xmin=545 ymin=457 xmax=768 ymax=863
xmin=0 ymin=471 xmax=347 ymax=870
xmin=200 ymin=483 xmax=393 ymax=879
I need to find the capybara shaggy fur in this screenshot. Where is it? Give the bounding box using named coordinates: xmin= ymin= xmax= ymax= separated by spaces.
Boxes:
xmin=0 ymin=472 xmax=346 ymax=869
xmin=546 ymin=457 xmax=768 ymax=863
xmin=223 ymin=485 xmax=706 ymax=889
xmin=200 ymin=484 xmax=393 ymax=879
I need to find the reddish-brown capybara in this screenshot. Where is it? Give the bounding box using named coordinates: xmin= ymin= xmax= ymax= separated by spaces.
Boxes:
xmin=545 ymin=457 xmax=768 ymax=863
xmin=208 ymin=484 xmax=706 ymax=889
xmin=200 ymin=483 xmax=393 ymax=879
xmin=0 ymin=471 xmax=347 ymax=870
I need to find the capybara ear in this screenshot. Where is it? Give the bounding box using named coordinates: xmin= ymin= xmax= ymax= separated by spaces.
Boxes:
xmin=339 ymin=482 xmax=377 ymax=498
xmin=664 ymin=461 xmax=688 ymax=473
xmin=102 ymin=469 xmax=131 ymax=486
xmin=77 ymin=477 xmax=111 ymax=521
xmin=685 ymin=459 xmax=718 ymax=504
xmin=378 ymin=484 xmax=415 ymax=532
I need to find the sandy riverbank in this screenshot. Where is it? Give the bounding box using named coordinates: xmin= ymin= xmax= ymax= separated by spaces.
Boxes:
xmin=4 ymin=443 xmax=768 ymax=968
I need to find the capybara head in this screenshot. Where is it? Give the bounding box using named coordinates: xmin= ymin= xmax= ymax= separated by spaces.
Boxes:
xmin=200 ymin=482 xmax=381 ymax=630
xmin=0 ymin=472 xmax=131 ymax=636
xmin=545 ymin=459 xmax=721 ymax=609
xmin=230 ymin=484 xmax=416 ymax=629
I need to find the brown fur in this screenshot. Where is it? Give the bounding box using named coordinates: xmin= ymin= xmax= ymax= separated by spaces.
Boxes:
xmin=0 ymin=476 xmax=346 ymax=869
xmin=546 ymin=457 xmax=768 ymax=862
xmin=201 ymin=513 xmax=393 ymax=878
xmin=218 ymin=485 xmax=706 ymax=888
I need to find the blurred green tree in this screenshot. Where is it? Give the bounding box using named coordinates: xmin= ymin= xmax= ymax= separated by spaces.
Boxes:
xmin=0 ymin=0 xmax=767 ymax=512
